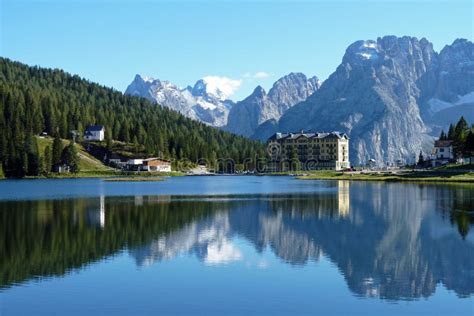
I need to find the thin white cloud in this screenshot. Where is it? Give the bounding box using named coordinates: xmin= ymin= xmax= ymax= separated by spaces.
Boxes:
xmin=253 ymin=71 xmax=270 ymax=79
xmin=243 ymin=71 xmax=270 ymax=79
xmin=202 ymin=76 xmax=242 ymax=100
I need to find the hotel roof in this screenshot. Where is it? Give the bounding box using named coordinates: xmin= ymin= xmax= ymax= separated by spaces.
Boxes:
xmin=268 ymin=131 xmax=349 ymax=141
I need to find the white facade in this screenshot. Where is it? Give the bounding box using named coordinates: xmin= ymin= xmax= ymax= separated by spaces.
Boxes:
xmin=84 ymin=126 xmax=105 ymax=141
xmin=127 ymin=159 xmax=144 ymax=165
xmin=142 ymin=164 xmax=172 ymax=172
xmin=433 ymin=142 xmax=454 ymax=160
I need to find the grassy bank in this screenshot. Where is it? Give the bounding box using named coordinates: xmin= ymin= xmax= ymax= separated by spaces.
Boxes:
xmin=297 ymin=170 xmax=474 ymax=183
xmin=23 ymin=170 xmax=185 ymax=179
xmin=103 ymin=177 xmax=165 ymax=182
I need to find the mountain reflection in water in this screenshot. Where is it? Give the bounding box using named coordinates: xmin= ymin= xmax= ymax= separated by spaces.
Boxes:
xmin=1 ymin=181 xmax=473 ymax=301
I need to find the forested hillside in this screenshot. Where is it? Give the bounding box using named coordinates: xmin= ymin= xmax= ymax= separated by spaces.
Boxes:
xmin=0 ymin=58 xmax=265 ymax=177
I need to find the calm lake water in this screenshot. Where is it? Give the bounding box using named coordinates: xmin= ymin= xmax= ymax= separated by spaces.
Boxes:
xmin=0 ymin=176 xmax=473 ymax=315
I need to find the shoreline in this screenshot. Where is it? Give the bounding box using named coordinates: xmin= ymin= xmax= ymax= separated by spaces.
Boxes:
xmin=296 ymin=170 xmax=474 ymax=183
xmin=2 ymin=170 xmax=474 ymax=184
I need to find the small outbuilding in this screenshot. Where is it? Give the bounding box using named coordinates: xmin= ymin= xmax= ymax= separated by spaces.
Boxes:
xmin=84 ymin=125 xmax=105 ymax=142
xmin=126 ymin=158 xmax=172 ymax=172
xmin=431 ymin=140 xmax=454 ymax=167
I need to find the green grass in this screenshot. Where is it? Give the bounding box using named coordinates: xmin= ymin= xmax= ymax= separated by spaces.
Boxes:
xmin=297 ymin=170 xmax=474 ymax=183
xmin=434 ymin=163 xmax=474 ymax=171
xmin=103 ymin=177 xmax=165 ymax=182
xmin=36 ymin=136 xmax=111 ymax=172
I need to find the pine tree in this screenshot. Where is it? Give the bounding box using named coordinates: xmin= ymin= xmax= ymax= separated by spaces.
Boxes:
xmin=417 ymin=151 xmax=425 ymax=166
xmin=465 ymin=131 xmax=474 ymax=164
xmin=43 ymin=145 xmax=52 ymax=174
xmin=105 ymin=128 xmax=113 ymax=152
xmin=447 ymin=124 xmax=455 ymax=140
xmin=290 ymin=150 xmax=301 ymax=171
xmin=24 ymin=133 xmax=40 ymax=176
xmin=0 ymin=58 xmax=264 ymax=178
xmin=52 ymin=133 xmax=63 ymax=168
xmin=439 ymin=130 xmax=447 ymax=140
xmin=64 ymin=140 xmax=80 ymax=173
xmin=453 ymin=116 xmax=469 ymax=158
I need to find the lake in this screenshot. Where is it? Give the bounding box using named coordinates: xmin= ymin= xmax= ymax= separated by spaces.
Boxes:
xmin=0 ymin=176 xmax=473 ymax=315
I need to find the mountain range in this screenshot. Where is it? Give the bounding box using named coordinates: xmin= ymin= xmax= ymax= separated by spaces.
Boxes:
xmin=125 ymin=36 xmax=473 ymax=165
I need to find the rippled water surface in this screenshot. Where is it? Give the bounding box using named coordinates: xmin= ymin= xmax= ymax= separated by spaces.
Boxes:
xmin=0 ymin=176 xmax=473 ymax=315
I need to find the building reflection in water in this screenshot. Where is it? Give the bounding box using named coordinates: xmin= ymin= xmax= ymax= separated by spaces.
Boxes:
xmin=1 ymin=182 xmax=473 ymax=301
xmin=337 ymin=180 xmax=350 ymax=217
xmin=86 ymin=195 xmax=106 ymax=228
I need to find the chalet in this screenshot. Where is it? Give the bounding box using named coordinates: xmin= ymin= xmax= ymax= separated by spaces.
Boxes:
xmin=84 ymin=125 xmax=105 ymax=141
xmin=142 ymin=158 xmax=172 ymax=172
xmin=126 ymin=158 xmax=172 ymax=172
xmin=431 ymin=140 xmax=454 ymax=167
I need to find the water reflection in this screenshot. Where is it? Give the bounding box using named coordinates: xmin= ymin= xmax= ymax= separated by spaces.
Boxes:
xmin=1 ymin=182 xmax=473 ymax=301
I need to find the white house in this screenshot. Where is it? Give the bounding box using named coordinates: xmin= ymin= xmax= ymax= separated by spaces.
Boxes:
xmin=142 ymin=158 xmax=172 ymax=172
xmin=84 ymin=125 xmax=105 ymax=141
xmin=126 ymin=158 xmax=172 ymax=172
xmin=433 ymin=140 xmax=454 ymax=160
xmin=431 ymin=140 xmax=454 ymax=167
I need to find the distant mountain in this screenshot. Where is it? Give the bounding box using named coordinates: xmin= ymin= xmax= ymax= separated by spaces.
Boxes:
xmin=125 ymin=72 xmax=320 ymax=133
xmin=224 ymin=73 xmax=320 ymax=137
xmin=125 ymin=75 xmax=234 ymax=127
xmin=124 ymin=37 xmax=472 ymax=166
xmin=420 ymin=38 xmax=474 ymax=130
xmin=278 ymin=36 xmax=474 ymax=165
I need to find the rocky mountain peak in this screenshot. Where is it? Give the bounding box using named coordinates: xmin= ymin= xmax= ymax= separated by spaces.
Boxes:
xmin=191 ymin=79 xmax=207 ymax=97
xmin=250 ymin=85 xmax=266 ymax=98
xmin=278 ymin=36 xmax=474 ymax=166
xmin=225 ymin=73 xmax=320 ymax=137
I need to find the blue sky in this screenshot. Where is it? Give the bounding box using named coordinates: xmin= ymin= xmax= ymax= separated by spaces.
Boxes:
xmin=1 ymin=0 xmax=472 ymax=100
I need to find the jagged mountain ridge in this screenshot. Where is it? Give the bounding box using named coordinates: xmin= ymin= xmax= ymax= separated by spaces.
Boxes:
xmin=125 ymin=75 xmax=234 ymax=127
xmin=124 ymin=36 xmax=472 ymax=166
xmin=278 ymin=36 xmax=473 ymax=165
xmin=224 ymin=73 xmax=320 ymax=137
xmin=125 ymin=72 xmax=320 ymax=131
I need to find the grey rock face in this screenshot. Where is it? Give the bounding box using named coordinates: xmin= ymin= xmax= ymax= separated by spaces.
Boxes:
xmin=251 ymin=119 xmax=279 ymax=142
xmin=225 ymin=73 xmax=320 ymax=137
xmin=420 ymin=39 xmax=474 ymax=131
xmin=278 ymin=36 xmax=473 ymax=165
xmin=125 ymin=75 xmax=234 ymax=127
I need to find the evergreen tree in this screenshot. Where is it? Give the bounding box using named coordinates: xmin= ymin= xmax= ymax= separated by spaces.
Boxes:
xmin=465 ymin=131 xmax=474 ymax=164
xmin=43 ymin=145 xmax=52 ymax=174
xmin=52 ymin=133 xmax=63 ymax=168
xmin=24 ymin=133 xmax=40 ymax=176
xmin=417 ymin=151 xmax=425 ymax=166
xmin=439 ymin=130 xmax=447 ymax=140
xmin=447 ymin=124 xmax=455 ymax=140
xmin=64 ymin=140 xmax=80 ymax=173
xmin=0 ymin=57 xmax=264 ymax=178
xmin=0 ymin=163 xmax=4 ymax=178
xmin=290 ymin=151 xmax=301 ymax=171
xmin=453 ymin=116 xmax=469 ymax=158
xmin=105 ymin=128 xmax=113 ymax=152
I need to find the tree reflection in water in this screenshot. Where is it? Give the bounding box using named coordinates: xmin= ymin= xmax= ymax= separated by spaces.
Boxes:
xmin=1 ymin=182 xmax=473 ymax=300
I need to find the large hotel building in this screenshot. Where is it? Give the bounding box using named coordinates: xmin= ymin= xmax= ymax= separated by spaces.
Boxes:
xmin=266 ymin=131 xmax=350 ymax=171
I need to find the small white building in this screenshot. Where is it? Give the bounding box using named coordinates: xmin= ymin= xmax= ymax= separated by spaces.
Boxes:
xmin=431 ymin=140 xmax=454 ymax=167
xmin=84 ymin=125 xmax=105 ymax=141
xmin=142 ymin=158 xmax=172 ymax=172
xmin=433 ymin=140 xmax=454 ymax=160
xmin=126 ymin=158 xmax=172 ymax=172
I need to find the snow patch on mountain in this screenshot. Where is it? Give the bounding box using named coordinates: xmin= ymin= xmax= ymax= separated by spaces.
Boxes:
xmin=200 ymin=76 xmax=242 ymax=100
xmin=428 ymin=91 xmax=474 ymax=113
xmin=125 ymin=75 xmax=236 ymax=127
